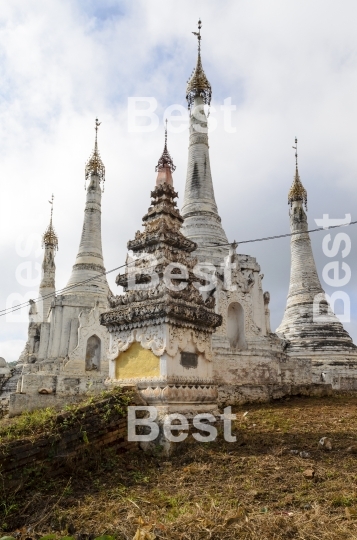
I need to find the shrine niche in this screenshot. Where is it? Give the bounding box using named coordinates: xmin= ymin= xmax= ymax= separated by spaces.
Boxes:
xmin=227 ymin=302 xmax=246 ymax=350
xmin=85 ymin=334 xmax=101 ymax=371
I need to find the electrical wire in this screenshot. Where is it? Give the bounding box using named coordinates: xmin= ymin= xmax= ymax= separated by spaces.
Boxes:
xmin=205 ymin=219 xmax=357 ymax=247
xmin=1 ymin=219 xmax=356 ymax=317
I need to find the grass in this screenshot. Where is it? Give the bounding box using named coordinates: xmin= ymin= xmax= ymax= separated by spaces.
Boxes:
xmin=0 ymin=387 xmax=132 ymax=443
xmin=2 ymin=393 xmax=357 ymax=538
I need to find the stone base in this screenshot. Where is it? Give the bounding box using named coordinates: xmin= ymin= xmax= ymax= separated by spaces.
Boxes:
xmin=8 ymin=392 xmax=87 ymax=417
xmin=212 ymin=335 xmax=287 ymax=387
xmin=6 ymin=369 xmax=108 ymax=417
xmin=106 ymin=378 xmax=219 ymax=417
xmin=284 ymin=350 xmax=357 ymax=389
xmin=217 ymin=382 xmax=333 ymax=407
xmin=138 ymin=410 xmax=223 ymax=456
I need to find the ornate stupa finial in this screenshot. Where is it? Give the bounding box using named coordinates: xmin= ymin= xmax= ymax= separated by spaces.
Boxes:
xmin=155 ymin=119 xmax=176 ymax=173
xmin=288 ymin=137 xmax=307 ymax=210
xmin=85 ymin=118 xmax=105 ymax=189
xmin=42 ymin=194 xmax=58 ymax=250
xmin=155 ymin=120 xmax=176 ymax=186
xmin=186 ymin=19 xmax=212 ymax=112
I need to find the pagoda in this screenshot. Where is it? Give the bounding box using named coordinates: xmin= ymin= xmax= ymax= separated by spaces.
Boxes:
xmin=101 ymin=123 xmax=222 ymax=414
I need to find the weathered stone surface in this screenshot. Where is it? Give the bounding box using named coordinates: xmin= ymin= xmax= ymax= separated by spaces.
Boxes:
xmin=101 ymin=134 xmax=221 ymax=413
xmin=180 ymin=66 xmax=288 ymax=394
xmin=1 ymin=126 xmax=112 ymax=415
xmin=181 ymin=95 xmax=229 ymax=262
xmin=217 ymin=382 xmax=333 ymax=407
xmin=276 ymin=170 xmax=357 ymax=388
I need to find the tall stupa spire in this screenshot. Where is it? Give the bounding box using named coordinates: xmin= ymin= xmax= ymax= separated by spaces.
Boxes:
xmin=39 ymin=195 xmax=58 ymax=320
xmin=65 ymin=119 xmax=109 ymax=298
xmin=181 ymin=20 xmax=228 ymax=262
xmin=276 ymin=139 xmax=355 ymax=354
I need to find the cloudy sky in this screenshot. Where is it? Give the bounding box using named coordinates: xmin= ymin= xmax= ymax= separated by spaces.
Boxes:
xmin=1 ymin=0 xmax=357 ymax=361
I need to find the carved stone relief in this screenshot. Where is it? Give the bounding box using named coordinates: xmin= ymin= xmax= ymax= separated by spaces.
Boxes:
xmin=216 ymin=290 xmax=261 ymax=339
xmin=109 ymin=325 xmax=166 ymax=361
xmin=109 ymin=324 xmax=212 ymax=364
xmin=68 ymin=303 xmax=110 ymax=367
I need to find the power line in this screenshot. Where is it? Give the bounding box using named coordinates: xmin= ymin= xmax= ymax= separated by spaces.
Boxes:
xmin=205 ymin=220 xmax=357 ymax=247
xmin=0 ymin=263 xmax=127 ymax=317
xmin=2 ymin=219 xmax=356 ymax=318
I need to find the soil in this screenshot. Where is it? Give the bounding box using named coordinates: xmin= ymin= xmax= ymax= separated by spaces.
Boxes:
xmin=2 ymin=393 xmax=357 ymax=539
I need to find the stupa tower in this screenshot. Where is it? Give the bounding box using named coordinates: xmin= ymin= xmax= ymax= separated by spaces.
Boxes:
xmin=180 ymin=21 xmax=284 ymax=393
xmin=276 ymin=139 xmax=356 ymax=355
xmin=101 ymin=125 xmax=221 ymax=416
xmin=39 ymin=194 xmax=58 ymax=321
xmin=181 ymin=20 xmax=228 ymax=263
xmin=37 ymin=119 xmax=111 ymax=363
xmin=65 ymin=118 xmax=109 ymax=299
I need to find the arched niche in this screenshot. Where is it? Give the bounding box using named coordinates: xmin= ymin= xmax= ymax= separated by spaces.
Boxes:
xmin=115 ymin=342 xmax=160 ymax=380
xmin=85 ymin=334 xmax=101 ymax=371
xmin=227 ymin=302 xmax=247 ymax=350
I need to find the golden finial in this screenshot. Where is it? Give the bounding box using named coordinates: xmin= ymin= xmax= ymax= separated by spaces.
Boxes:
xmin=186 ymin=19 xmax=212 ymax=112
xmin=155 ymin=119 xmax=176 ymax=172
xmin=288 ymin=137 xmax=307 ymax=210
xmin=85 ymin=117 xmax=105 ymax=188
xmin=192 ymin=18 xmax=202 ymax=53
xmin=42 ymin=194 xmax=58 ymax=250
xmin=292 ymin=137 xmax=298 ymax=169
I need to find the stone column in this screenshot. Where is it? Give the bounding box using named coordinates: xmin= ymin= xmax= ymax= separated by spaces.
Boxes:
xmin=68 ymin=317 xmax=79 ymax=355
xmin=49 ymin=299 xmax=63 ymax=359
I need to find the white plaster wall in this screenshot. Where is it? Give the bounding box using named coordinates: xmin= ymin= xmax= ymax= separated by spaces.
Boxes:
xmin=213 ymin=349 xmax=282 ymax=386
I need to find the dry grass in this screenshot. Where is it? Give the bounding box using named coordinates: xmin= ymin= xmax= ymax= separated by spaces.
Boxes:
xmin=2 ymin=394 xmax=357 ymax=539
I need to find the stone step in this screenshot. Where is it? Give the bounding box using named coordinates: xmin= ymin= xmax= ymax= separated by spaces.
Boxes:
xmin=1 ymin=366 xmax=23 ymax=396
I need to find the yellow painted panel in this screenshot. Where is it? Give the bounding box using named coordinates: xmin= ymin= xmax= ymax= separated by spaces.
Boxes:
xmin=115 ymin=342 xmax=160 ymax=380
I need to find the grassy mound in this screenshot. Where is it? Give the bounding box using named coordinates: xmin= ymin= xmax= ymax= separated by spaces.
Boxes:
xmin=2 ymin=394 xmax=357 ymax=538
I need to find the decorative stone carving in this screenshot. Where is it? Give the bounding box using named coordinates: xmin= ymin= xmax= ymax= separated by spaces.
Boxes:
xmin=108 ymin=329 xmax=136 ymax=359
xmin=166 ymin=326 xmax=212 ymax=361
xmin=139 ymin=384 xmax=217 ymax=405
xmin=100 ymin=133 xmax=221 ymax=412
xmin=101 ymin=180 xmax=221 ymax=336
xmin=136 ymin=326 xmax=166 ymax=356
xmin=216 ymin=289 xmax=260 ymax=339
xmin=67 ymin=303 xmax=110 ymax=372
xmin=263 ymin=291 xmax=271 ymax=334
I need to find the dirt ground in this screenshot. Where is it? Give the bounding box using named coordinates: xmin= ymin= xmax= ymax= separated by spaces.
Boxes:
xmin=2 ymin=393 xmax=357 ymax=539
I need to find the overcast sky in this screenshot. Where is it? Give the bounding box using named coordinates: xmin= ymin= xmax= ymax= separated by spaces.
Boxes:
xmin=1 ymin=0 xmax=357 ymax=362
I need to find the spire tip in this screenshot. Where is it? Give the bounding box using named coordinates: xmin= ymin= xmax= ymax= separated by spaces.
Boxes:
xmin=43 ymin=195 xmax=58 ymax=250
xmin=186 ymin=19 xmax=212 ymax=111
xmin=85 ymin=118 xmax=105 ymax=187
xmin=288 ymin=137 xmax=307 ymax=210
xmin=155 ymin=120 xmax=176 ymax=174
